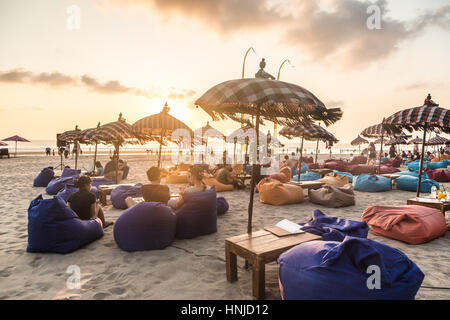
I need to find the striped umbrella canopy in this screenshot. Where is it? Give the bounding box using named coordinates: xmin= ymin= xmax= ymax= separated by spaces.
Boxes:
xmin=383 ymin=94 xmax=450 ymax=196
xmin=351 ymin=135 xmax=369 ymax=146
xmin=59 ymin=126 xmax=82 ymax=142
xmin=2 ymin=135 xmax=30 ymax=157
xmin=360 ymin=124 xmax=387 ymax=138
xmin=194 ymin=121 xmax=225 ymax=144
xmin=227 ymin=124 xmax=283 ymax=147
xmin=385 ymin=137 xmax=407 ymax=145
xmin=408 ymin=136 xmax=423 ymax=144
xmin=0 ymin=141 xmax=8 ymax=146
xmin=426 ymin=135 xmax=449 ymax=146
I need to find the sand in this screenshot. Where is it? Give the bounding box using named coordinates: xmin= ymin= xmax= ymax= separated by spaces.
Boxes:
xmin=0 ymin=154 xmax=449 ymax=300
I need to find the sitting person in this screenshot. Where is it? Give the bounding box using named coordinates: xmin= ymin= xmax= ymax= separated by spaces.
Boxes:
xmin=406 ymin=150 xmax=413 ymax=161
xmin=125 ymin=166 xmax=170 ymax=208
xmin=216 ymin=165 xmax=244 ymax=189
xmin=104 ymin=158 xmax=127 ymax=183
xmin=94 ymin=161 xmax=104 ymax=176
xmin=168 ymin=166 xmax=208 ymax=209
xmin=427 ymin=151 xmax=436 ymax=162
xmin=67 ymin=176 xmax=113 ymax=228
xmin=402 ymin=150 xmax=407 ymax=159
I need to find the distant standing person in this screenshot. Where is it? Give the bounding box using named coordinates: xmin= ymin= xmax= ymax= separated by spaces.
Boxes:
xmin=367 ymin=142 xmax=376 ymax=165
xmin=64 ymin=148 xmax=69 ymax=159
xmin=45 ymin=147 xmax=51 ymax=156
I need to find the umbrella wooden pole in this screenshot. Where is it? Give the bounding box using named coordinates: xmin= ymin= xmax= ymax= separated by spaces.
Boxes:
xmin=115 ymin=142 xmax=120 ymax=184
xmin=378 ymin=132 xmax=384 ymax=173
xmin=298 ymin=135 xmax=304 ymax=182
xmin=74 ymin=140 xmax=78 ymax=170
xmin=233 ymin=140 xmax=237 ymax=164
xmin=15 ymin=141 xmax=17 ymax=157
xmin=416 ymin=126 xmax=427 ymax=197
xmin=157 ymin=128 xmax=165 ymax=168
xmin=93 ymin=142 xmax=98 ymax=174
xmin=248 ymin=105 xmax=261 ymax=236
xmin=315 ymin=139 xmax=319 ymax=163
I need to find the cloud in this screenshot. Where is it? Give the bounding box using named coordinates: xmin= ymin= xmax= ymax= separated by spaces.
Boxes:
xmin=103 ymin=0 xmax=450 ymax=67
xmin=0 ymin=68 xmax=195 ymax=100
xmin=400 ymin=81 xmax=444 ymax=91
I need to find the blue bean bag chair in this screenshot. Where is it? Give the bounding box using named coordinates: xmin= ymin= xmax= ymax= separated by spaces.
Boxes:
xmin=216 ymin=196 xmax=229 ymax=215
xmin=300 ymin=162 xmax=309 ymax=174
xmin=45 ymin=175 xmax=78 ymax=195
xmin=278 ymin=236 xmax=424 ymax=300
xmin=408 ymin=161 xmax=427 ymax=172
xmin=110 ymin=184 xmax=143 ymax=209
xmin=175 ymin=187 xmax=217 ymax=239
xmin=332 ymin=170 xmax=353 ymax=183
xmin=354 ymin=174 xmax=391 ymax=192
xmin=113 ymin=202 xmax=176 ymax=251
xmin=427 ymin=161 xmax=447 ymax=170
xmin=27 ymin=195 xmax=104 ymax=254
xmin=381 ymin=157 xmax=389 ymax=163
xmin=395 ymin=175 xmax=439 ymax=193
xmin=294 ymin=171 xmax=320 ymax=181
xmin=299 ymin=210 xmax=368 ymax=241
xmin=396 ymin=171 xmax=429 ymax=179
xmin=61 ymin=167 xmax=81 ymax=177
xmin=91 ymin=177 xmax=114 ymax=188
xmin=33 ymin=168 xmax=55 ymax=187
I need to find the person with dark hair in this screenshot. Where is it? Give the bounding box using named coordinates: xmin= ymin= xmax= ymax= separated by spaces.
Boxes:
xmin=104 ymin=157 xmax=127 ymax=183
xmin=94 ymin=161 xmax=104 ymax=176
xmin=389 ymin=145 xmax=396 ymax=158
xmin=216 ymin=165 xmax=244 ymax=189
xmin=125 ymin=166 xmax=170 ymax=208
xmin=168 ymin=165 xmax=209 ymax=209
xmin=67 ymin=176 xmax=113 ymax=228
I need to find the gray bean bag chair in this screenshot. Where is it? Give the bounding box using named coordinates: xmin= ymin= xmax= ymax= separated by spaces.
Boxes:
xmin=308 ymin=183 xmax=355 ymax=208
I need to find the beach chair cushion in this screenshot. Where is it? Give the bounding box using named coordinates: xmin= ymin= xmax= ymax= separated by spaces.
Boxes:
xmin=424 ymin=167 xmax=450 ymax=182
xmin=45 ymin=175 xmax=78 ymax=195
xmin=347 ymin=164 xmax=375 ymax=176
xmin=166 ymin=173 xmax=189 ymax=184
xmin=110 ymin=184 xmax=143 ymax=209
xmin=332 ymin=170 xmax=353 ymax=183
xmin=395 ymin=175 xmax=439 ymax=193
xmin=306 ymin=163 xmax=323 ymax=169
xmin=269 ymin=172 xmax=289 ymax=183
xmin=317 ymin=173 xmax=349 ymax=187
xmin=392 ymin=156 xmax=402 ymax=167
xmin=299 ymin=210 xmax=368 ymax=241
xmin=33 ymin=168 xmax=55 ymax=187
xmin=257 ymin=178 xmax=304 ymax=206
xmin=113 ymin=202 xmax=176 ymax=251
xmin=177 ymin=163 xmax=192 ymax=172
xmin=362 ymin=205 xmax=447 ymax=244
xmin=61 ymin=167 xmax=81 ymax=177
xmin=91 ymin=177 xmax=115 ymax=188
xmin=202 ymin=176 xmax=234 ymax=192
xmin=354 ymin=174 xmax=391 ymax=192
xmin=349 ymin=155 xmax=367 ymax=165
xmin=27 ymin=195 xmax=103 ymax=254
xmin=121 ymin=165 xmax=130 ymax=180
xmin=216 ymin=196 xmax=229 ymax=215
xmin=379 ymin=165 xmax=401 ymax=174
xmin=278 ymin=236 xmax=424 ymax=300
xmin=308 ymin=184 xmax=355 ymax=208
xmin=175 ymin=187 xmax=218 ymax=239
xmin=299 ymin=162 xmax=309 ymax=173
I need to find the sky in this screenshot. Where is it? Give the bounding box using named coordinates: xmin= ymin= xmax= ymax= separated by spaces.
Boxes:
xmin=0 ymin=0 xmax=449 ymax=143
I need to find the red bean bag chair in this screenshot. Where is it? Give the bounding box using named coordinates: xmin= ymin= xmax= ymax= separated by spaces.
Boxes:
xmin=379 ymin=165 xmax=401 ymax=174
xmin=324 ymin=160 xmax=347 ymax=172
xmin=307 ymin=163 xmax=323 ymax=169
xmin=349 ymin=156 xmax=367 ymax=165
xmin=424 ymin=167 xmax=450 ymax=182
xmin=347 ymin=164 xmax=375 ymax=176
xmin=362 ymin=205 xmax=447 ymax=244
xmin=392 ymin=156 xmax=402 ymax=167
xmin=382 ymin=159 xmax=393 ymax=166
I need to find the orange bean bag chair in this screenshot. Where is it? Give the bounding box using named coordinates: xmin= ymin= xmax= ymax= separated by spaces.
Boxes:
xmin=202 ymin=176 xmax=234 ymax=192
xmin=166 ymin=173 xmax=189 ymax=184
xmin=362 ymin=205 xmax=447 ymax=244
xmin=257 ymin=178 xmax=304 ymax=206
xmin=317 ymin=173 xmax=349 ymax=187
xmin=279 ymin=166 xmax=292 ymax=182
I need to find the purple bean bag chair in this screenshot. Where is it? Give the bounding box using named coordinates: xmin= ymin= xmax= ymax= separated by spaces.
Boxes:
xmin=324 ymin=160 xmax=346 ymax=172
xmin=27 ymin=195 xmax=104 ymax=254
xmin=424 ymin=167 xmax=450 ymax=182
xmin=56 ymin=184 xmax=99 ymax=202
xmin=278 ymin=236 xmax=424 ymax=300
xmin=379 ymin=165 xmax=401 ymax=174
xmin=91 ymin=177 xmax=114 ymax=188
xmin=113 ymin=202 xmax=176 ymax=251
xmin=45 ymin=175 xmax=78 ymax=195
xmin=110 ymin=184 xmax=143 ymax=209
xmin=61 ymin=167 xmax=81 ymax=177
xmin=347 ymin=164 xmax=375 ymax=176
xmin=33 ymin=167 xmax=55 ymax=187
xmin=216 ymin=196 xmax=229 ymax=215
xmin=175 ymin=187 xmax=217 ymax=239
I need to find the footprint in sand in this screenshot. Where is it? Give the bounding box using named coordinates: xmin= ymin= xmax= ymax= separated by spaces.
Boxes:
xmin=93 ymin=292 xmax=110 ymax=299
xmin=109 ymin=287 xmax=126 ymax=295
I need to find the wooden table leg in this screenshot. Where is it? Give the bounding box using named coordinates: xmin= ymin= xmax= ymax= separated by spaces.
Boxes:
xmin=252 ymin=259 xmax=265 ymax=299
xmin=99 ymin=190 xmax=107 ymax=206
xmin=225 ymin=242 xmax=237 ymax=282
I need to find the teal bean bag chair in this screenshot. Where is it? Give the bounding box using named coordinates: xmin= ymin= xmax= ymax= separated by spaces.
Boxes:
xmin=299 ymin=162 xmax=309 ymax=174
xmin=408 ymin=161 xmax=427 ymax=172
xmin=354 ymin=174 xmax=391 ymax=192
xmin=293 ymin=171 xmax=320 ymax=181
xmin=427 ymin=161 xmax=447 ymax=170
xmin=27 ymin=195 xmax=103 ymax=254
xmin=332 ymin=170 xmax=353 ymax=183
xmin=396 ymin=171 xmax=429 ymax=179
xmin=395 ymin=176 xmax=439 ymax=193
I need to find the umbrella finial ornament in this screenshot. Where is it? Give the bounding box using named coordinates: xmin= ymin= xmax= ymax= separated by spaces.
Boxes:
xmin=424 ymin=93 xmax=439 ymax=106
xmin=255 ymin=58 xmax=275 ymax=80
xmin=162 ymin=102 xmax=170 ymax=113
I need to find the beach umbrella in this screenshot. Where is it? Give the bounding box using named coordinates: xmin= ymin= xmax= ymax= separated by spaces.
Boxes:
xmin=280 ymin=123 xmax=338 ymax=179
xmin=77 ymin=123 xmax=102 ymax=172
xmin=2 ymin=135 xmax=30 ymax=157
xmin=59 ymin=126 xmax=82 ymax=169
xmin=361 ymin=123 xmax=394 ymax=171
xmin=426 ymin=135 xmax=448 ymax=146
xmin=385 ymin=137 xmax=407 ymax=145
xmin=408 ymin=136 xmax=423 ymax=144
xmin=0 ymin=141 xmax=7 ymax=146
xmin=133 ymin=103 xmax=193 ymax=168
xmin=196 ymin=76 xmax=342 ymax=235
xmin=383 ymin=94 xmax=450 ymax=196
xmin=194 ymin=121 xmax=225 ymax=163
xmin=350 ymin=135 xmax=369 ymax=153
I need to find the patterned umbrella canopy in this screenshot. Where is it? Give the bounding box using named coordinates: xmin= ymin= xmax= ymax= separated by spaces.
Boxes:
xmin=408 ymin=136 xmax=423 ymax=144
xmin=194 ymin=121 xmax=225 ymax=145
xmin=350 ymin=135 xmax=369 ymax=146
xmin=385 ymin=137 xmax=408 ymax=145
xmin=195 ymin=78 xmax=343 ymax=127
xmin=93 ymin=115 xmax=151 ymax=145
xmin=0 ymin=141 xmax=8 ymax=146
xmin=227 ymin=124 xmax=283 ymax=147
xmin=360 ymin=124 xmax=387 ymax=138
xmin=59 ymin=126 xmax=82 ymax=142
xmin=2 ymin=135 xmax=30 ymax=142
xmin=77 ymin=123 xmax=101 ymax=143
xmin=279 ymin=123 xmax=338 ymax=143
xmin=427 ymin=135 xmax=449 ymax=146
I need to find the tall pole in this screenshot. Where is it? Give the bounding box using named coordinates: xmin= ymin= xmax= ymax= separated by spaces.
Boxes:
xmin=315 ymin=139 xmax=320 ymax=163
xmin=416 ymin=124 xmax=427 ymax=197
xmin=248 ymin=104 xmax=260 ymax=235
xmin=241 ymin=47 xmax=256 ymax=128
xmin=158 ymin=128 xmax=165 ymax=168
xmin=15 ymin=140 xmax=17 ymax=157
xmin=275 ymin=59 xmax=293 ymax=156
xmin=298 ymin=135 xmax=304 ymax=181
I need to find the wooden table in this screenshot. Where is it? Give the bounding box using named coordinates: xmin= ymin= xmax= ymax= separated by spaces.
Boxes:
xmin=379 ymin=173 xmax=401 ymax=189
xmin=98 ymin=183 xmax=135 ymax=206
xmin=406 ymin=197 xmax=450 ymax=214
xmin=310 ymin=168 xmax=333 ymax=177
xmin=287 ymin=181 xmax=325 ymax=190
xmin=236 ymin=174 xmax=252 ymax=185
xmin=225 ymin=230 xmax=321 ymax=299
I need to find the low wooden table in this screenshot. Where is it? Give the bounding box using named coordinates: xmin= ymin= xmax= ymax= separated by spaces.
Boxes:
xmin=236 ymin=174 xmax=252 ymax=185
xmin=225 ymin=230 xmax=321 ymax=299
xmin=98 ymin=183 xmax=135 ymax=206
xmin=310 ymin=168 xmax=333 ymax=177
xmin=287 ymin=181 xmax=325 ymax=190
xmin=379 ymin=173 xmax=401 ymax=189
xmin=406 ymin=197 xmax=450 ymax=214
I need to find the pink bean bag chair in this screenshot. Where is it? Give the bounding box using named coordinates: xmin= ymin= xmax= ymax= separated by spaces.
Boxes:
xmin=392 ymin=157 xmax=402 ymax=167
xmin=307 ymin=163 xmax=323 ymax=169
xmin=379 ymin=165 xmax=401 ymax=174
xmin=362 ymin=205 xmax=447 ymax=244
xmin=347 ymin=164 xmax=375 ymax=176
xmin=349 ymin=156 xmax=367 ymax=165
xmin=324 ymin=160 xmax=347 ymax=172
xmin=424 ymin=167 xmax=450 ymax=182
xmin=382 ymin=159 xmax=393 ymax=166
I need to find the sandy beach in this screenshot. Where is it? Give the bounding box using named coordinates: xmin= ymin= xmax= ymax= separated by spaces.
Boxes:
xmin=0 ymin=154 xmax=448 ymax=300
